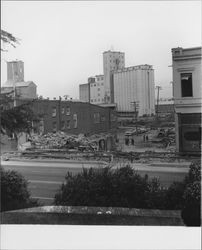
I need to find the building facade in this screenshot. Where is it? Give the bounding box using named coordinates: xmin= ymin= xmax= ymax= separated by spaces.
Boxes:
xmin=79 ymin=50 xmax=156 ymax=117
xmin=28 ymin=99 xmax=117 ymax=135
xmin=89 ymin=75 xmax=105 ymax=104
xmin=6 ymin=60 xmax=24 ymax=84
xmin=172 ymin=47 xmax=202 ymax=153
xmin=79 ymin=83 xmax=90 ymax=102
xmin=2 ymin=60 xmax=37 ymax=100
xmin=103 ymin=50 xmax=125 ymax=103
xmin=113 ymin=65 xmax=155 ymax=116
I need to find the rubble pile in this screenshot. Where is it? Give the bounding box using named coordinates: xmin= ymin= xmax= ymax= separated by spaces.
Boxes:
xmin=29 ymin=131 xmax=113 ymax=151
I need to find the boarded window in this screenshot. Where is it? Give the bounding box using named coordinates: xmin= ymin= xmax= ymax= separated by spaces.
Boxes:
xmin=93 ymin=113 xmax=100 ymax=123
xmin=52 ymin=107 xmax=57 ymax=117
xmin=73 ymin=114 xmax=77 ymax=128
xmin=66 ymin=107 xmax=70 ymax=115
xmin=67 ymin=120 xmax=70 ymax=129
xmin=101 ymin=115 xmax=106 ymax=122
xmin=52 ymin=121 xmax=57 ymax=132
xmin=181 ymin=73 xmax=193 ymax=97
xmin=61 ymin=121 xmax=65 ymax=130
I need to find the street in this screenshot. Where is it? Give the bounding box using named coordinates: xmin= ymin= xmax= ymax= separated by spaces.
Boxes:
xmin=2 ymin=160 xmax=189 ymax=205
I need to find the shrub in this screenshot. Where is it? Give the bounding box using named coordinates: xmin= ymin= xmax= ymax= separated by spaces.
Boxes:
xmin=164 ymin=181 xmax=186 ymax=209
xmin=1 ymin=167 xmax=39 ymax=211
xmin=181 ymin=181 xmax=201 ymax=226
xmin=54 ymin=165 xmax=164 ymax=209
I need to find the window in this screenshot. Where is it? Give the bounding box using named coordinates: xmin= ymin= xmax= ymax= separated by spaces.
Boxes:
xmin=61 ymin=121 xmax=65 ymax=130
xmin=73 ymin=113 xmax=77 ymax=128
xmin=98 ymin=93 xmax=100 ymax=97
xmin=98 ymin=88 xmax=100 ymax=91
xmin=66 ymin=120 xmax=70 ymax=129
xmin=61 ymin=107 xmax=65 ymax=114
xmin=101 ymin=115 xmax=106 ymax=122
xmin=184 ymin=128 xmax=201 ymax=141
xmin=66 ymin=106 xmax=70 ymax=115
xmin=94 ymin=99 xmax=96 ymax=102
xmin=52 ymin=107 xmax=57 ymax=117
xmin=94 ymin=84 xmax=96 ymax=87
xmin=91 ymin=99 xmax=93 ymax=102
xmin=181 ymin=73 xmax=193 ymax=97
xmin=98 ymin=98 xmax=100 ymax=102
xmin=52 ymin=121 xmax=57 ymax=132
xmin=93 ymin=113 xmax=100 ymax=123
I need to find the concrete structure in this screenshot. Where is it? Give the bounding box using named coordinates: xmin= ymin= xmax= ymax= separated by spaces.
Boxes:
xmin=2 ymin=60 xmax=37 ymax=100
xmin=6 ymin=60 xmax=24 ymax=84
xmin=1 ymin=81 xmax=37 ymax=100
xmin=79 ymin=83 xmax=90 ymax=102
xmin=79 ymin=50 xmax=155 ymax=117
xmin=17 ymin=99 xmax=117 ymax=135
xmin=172 ymin=46 xmax=202 ymax=153
xmin=90 ymin=75 xmax=105 ymax=104
xmin=113 ymin=65 xmax=155 ymax=116
xmin=103 ymin=50 xmax=125 ymax=103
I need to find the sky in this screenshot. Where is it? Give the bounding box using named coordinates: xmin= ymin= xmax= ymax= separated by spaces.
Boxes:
xmin=1 ymin=1 xmax=201 ymax=99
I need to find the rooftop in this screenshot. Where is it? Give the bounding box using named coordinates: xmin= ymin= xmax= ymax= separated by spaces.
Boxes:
xmin=3 ymin=81 xmax=36 ymax=87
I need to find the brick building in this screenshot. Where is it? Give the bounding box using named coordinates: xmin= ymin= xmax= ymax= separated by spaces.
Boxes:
xmin=27 ymin=99 xmax=117 ymax=135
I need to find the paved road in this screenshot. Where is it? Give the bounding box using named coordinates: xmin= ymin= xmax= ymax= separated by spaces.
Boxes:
xmin=2 ymin=160 xmax=189 ymax=205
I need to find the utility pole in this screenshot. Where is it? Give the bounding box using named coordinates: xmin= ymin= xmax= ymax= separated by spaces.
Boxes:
xmin=131 ymin=101 xmax=139 ymax=134
xmin=155 ymin=86 xmax=162 ymax=119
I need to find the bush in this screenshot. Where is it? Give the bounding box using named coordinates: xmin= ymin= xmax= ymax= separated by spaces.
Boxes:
xmin=164 ymin=181 xmax=186 ymax=209
xmin=181 ymin=181 xmax=201 ymax=226
xmin=54 ymin=165 xmax=164 ymax=209
xmin=1 ymin=167 xmax=39 ymax=211
xmin=54 ymin=161 xmax=201 ymax=226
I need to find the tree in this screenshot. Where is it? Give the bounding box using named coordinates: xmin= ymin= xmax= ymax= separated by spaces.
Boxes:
xmin=0 ymin=94 xmax=39 ymax=136
xmin=1 ymin=30 xmax=39 ymax=136
xmin=1 ymin=29 xmax=20 ymax=51
xmin=1 ymin=167 xmax=39 ymax=211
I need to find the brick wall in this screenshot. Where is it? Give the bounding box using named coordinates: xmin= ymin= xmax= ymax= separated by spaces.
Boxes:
xmin=31 ymin=100 xmax=117 ymax=135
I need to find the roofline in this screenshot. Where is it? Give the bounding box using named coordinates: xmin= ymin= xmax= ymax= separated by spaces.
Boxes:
xmin=103 ymin=50 xmax=124 ymax=54
xmin=7 ymin=60 xmax=24 ymax=63
xmin=33 ymin=99 xmax=112 ymax=110
xmin=172 ymin=46 xmax=202 ymax=51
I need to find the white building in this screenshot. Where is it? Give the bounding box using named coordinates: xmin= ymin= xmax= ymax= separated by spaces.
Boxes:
xmin=172 ymin=46 xmax=202 ymax=153
xmin=90 ymin=75 xmax=105 ymax=104
xmin=113 ymin=65 xmax=155 ymax=116
xmin=79 ymin=83 xmax=89 ymax=102
xmin=79 ymin=50 xmax=156 ymax=117
xmin=103 ymin=50 xmax=125 ymax=103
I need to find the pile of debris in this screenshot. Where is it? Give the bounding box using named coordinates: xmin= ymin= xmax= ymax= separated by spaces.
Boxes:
xmin=29 ymin=131 xmax=114 ymax=152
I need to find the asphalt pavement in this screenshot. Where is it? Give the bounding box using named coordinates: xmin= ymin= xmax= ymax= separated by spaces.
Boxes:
xmin=2 ymin=159 xmax=189 ymax=205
